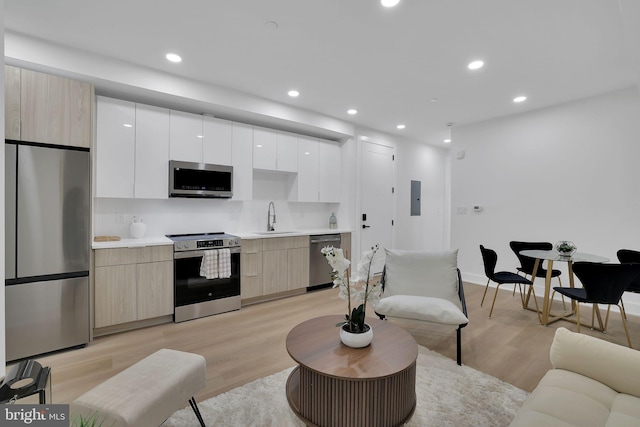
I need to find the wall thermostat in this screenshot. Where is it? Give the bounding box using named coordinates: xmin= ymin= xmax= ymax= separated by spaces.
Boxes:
xmin=473 ymin=206 xmax=483 ymax=212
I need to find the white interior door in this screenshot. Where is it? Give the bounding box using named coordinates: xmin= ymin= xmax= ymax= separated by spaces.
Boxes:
xmin=360 ymin=141 xmax=394 ymax=274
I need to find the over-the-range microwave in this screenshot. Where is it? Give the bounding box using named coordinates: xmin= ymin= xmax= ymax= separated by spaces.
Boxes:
xmin=169 ymin=160 xmax=233 ymax=198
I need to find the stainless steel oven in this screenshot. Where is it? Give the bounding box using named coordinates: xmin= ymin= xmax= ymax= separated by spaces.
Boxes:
xmin=167 ymin=233 xmax=241 ymax=322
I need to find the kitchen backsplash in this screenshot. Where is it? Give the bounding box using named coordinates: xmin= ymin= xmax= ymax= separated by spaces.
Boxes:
xmin=93 ymin=198 xmax=342 ymax=238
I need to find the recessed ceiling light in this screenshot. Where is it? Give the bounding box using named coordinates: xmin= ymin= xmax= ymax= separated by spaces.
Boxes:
xmin=397 ymin=124 xmax=406 ymax=130
xmin=288 ymin=90 xmax=300 ymax=97
xmin=256 ymin=144 xmax=263 ymax=148
xmin=444 ymin=139 xmax=451 ymax=143
xmin=304 ymin=151 xmax=311 ymax=155
xmin=197 ymin=135 xmax=203 ymax=139
xmin=513 ymin=96 xmax=527 ymax=103
xmin=347 ymin=109 xmax=358 ymax=115
xmin=381 ymin=0 xmax=400 ymax=7
xmin=430 ymin=98 xmax=439 ymax=103
xmin=123 ymin=123 xmax=133 ymax=128
xmin=467 ymin=60 xmax=484 ymax=70
xmin=166 ymin=53 xmax=182 ymax=63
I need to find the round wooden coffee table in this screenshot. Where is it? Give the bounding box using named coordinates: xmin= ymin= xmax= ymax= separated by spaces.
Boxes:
xmin=286 ymin=315 xmax=418 ymax=427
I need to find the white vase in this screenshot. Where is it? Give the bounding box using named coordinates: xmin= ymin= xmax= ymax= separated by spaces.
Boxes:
xmin=130 ymin=218 xmax=146 ymax=239
xmin=340 ymin=324 xmax=373 ymax=348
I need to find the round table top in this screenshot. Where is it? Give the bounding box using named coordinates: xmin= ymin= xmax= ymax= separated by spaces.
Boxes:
xmin=520 ymin=249 xmax=609 ymax=263
xmin=286 ymin=315 xmax=418 ymax=379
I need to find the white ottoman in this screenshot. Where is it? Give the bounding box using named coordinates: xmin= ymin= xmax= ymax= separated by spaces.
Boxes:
xmin=70 ymin=348 xmax=206 ymax=427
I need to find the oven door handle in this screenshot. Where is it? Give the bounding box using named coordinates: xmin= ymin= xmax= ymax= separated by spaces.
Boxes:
xmin=174 ymin=247 xmax=241 ymax=259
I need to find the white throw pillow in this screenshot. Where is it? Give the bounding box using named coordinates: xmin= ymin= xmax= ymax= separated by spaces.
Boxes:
xmin=375 ymin=295 xmax=468 ymax=325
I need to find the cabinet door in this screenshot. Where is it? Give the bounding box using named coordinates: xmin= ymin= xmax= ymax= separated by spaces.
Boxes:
xmin=95 ymin=96 xmax=135 ymax=198
xmin=5 ymin=65 xmax=21 ymax=140
xmin=288 ymin=247 xmax=309 ymax=290
xmin=231 ymin=123 xmax=253 ymax=200
xmin=277 ymin=132 xmax=298 ymax=172
xmin=135 ymin=104 xmax=170 ymax=199
xmin=319 ymin=141 xmax=341 ymax=202
xmin=67 ymin=78 xmax=92 ymax=148
xmin=94 ymin=265 xmax=137 ymax=328
xmin=262 ymin=249 xmax=289 ymax=294
xmin=241 ymin=239 xmax=263 ymax=299
xmin=253 ymin=127 xmax=277 ymax=170
xmin=297 ymin=136 xmax=319 ymax=202
xmin=20 ymin=69 xmax=91 ymax=148
xmin=169 ymin=110 xmax=203 ymax=162
xmin=202 ymin=116 xmax=233 ymax=166
xmin=137 ymin=260 xmax=174 ymax=320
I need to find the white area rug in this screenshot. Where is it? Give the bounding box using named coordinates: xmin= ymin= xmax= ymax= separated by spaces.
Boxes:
xmin=164 ymin=346 xmax=528 ymax=427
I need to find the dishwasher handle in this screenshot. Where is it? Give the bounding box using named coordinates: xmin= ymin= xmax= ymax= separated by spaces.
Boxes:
xmin=310 ymin=236 xmax=341 ymax=244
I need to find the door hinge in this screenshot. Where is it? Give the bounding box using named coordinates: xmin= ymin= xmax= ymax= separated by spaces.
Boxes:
xmin=392 ymin=155 xmax=395 ymax=161
xmin=392 ymin=220 xmax=394 ymax=226
xmin=392 ymin=187 xmax=395 ymax=193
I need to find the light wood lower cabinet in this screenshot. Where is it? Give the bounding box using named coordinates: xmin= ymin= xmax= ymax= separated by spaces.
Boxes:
xmin=241 ymin=236 xmax=309 ymax=303
xmin=240 ymin=239 xmax=263 ymax=300
xmin=94 ymin=245 xmax=173 ymax=329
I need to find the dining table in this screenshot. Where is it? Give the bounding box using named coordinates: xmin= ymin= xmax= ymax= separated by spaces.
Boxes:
xmin=519 ymin=249 xmax=609 ymax=326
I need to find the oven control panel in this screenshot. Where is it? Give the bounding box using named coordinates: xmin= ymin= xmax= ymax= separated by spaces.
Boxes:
xmin=171 ymin=235 xmax=241 ymax=252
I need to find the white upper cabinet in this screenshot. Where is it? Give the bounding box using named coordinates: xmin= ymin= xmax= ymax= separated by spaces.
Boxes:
xmin=202 ymin=116 xmax=233 ymax=166
xmin=318 ymin=141 xmax=341 ymax=203
xmin=296 ymin=136 xmax=319 ymax=202
xmin=232 ymin=122 xmax=254 ymax=200
xmin=95 ymin=96 xmax=135 ymax=198
xmin=169 ymin=110 xmax=203 ymax=163
xmin=253 ymin=127 xmax=277 ymax=170
xmin=276 ymin=131 xmax=298 ymax=172
xmin=135 ymin=104 xmax=170 ymax=199
xmin=253 ymin=127 xmax=298 ymax=172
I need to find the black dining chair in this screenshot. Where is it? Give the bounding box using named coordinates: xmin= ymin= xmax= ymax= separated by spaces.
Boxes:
xmin=480 ymin=245 xmax=538 ymax=318
xmin=510 ymin=241 xmax=566 ymax=310
xmin=553 ymin=262 xmax=640 ymax=348
xmin=616 ymin=249 xmax=640 ymax=293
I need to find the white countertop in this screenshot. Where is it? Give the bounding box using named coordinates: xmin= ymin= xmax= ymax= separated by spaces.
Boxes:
xmin=233 ymin=228 xmax=350 ymax=240
xmin=92 ymin=229 xmax=351 ymax=249
xmin=92 ymin=236 xmax=173 ymax=249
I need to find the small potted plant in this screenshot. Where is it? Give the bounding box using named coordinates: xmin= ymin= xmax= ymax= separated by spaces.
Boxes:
xmin=555 ymin=241 xmax=577 ymax=257
xmin=321 ymin=244 xmax=382 ymax=348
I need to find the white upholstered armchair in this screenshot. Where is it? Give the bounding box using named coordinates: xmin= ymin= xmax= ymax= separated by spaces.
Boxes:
xmin=374 ymin=249 xmax=469 ymax=365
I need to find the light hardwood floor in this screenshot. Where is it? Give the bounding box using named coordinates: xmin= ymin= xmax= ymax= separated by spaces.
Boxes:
xmin=19 ymin=282 xmax=640 ymax=405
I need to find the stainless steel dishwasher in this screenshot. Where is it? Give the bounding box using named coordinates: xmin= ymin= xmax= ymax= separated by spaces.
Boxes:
xmin=309 ymin=234 xmax=341 ymax=291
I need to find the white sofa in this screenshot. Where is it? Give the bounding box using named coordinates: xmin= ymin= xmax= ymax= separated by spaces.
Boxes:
xmin=509 ymin=327 xmax=640 ymax=427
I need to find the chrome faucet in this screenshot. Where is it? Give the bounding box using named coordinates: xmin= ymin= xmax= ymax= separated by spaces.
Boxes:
xmin=267 ymin=201 xmax=276 ymax=231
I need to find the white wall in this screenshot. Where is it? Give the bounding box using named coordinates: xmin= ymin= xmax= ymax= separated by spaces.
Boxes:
xmin=395 ymin=139 xmax=448 ymax=251
xmin=1 ymin=0 xmax=7 ymax=375
xmin=451 ymin=87 xmax=640 ymax=314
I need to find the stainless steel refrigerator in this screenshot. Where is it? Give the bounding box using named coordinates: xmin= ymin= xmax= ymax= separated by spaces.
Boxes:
xmin=5 ymin=141 xmax=90 ymax=362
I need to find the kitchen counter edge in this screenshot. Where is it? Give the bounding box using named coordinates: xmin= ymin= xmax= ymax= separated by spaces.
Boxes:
xmin=92 ymin=229 xmax=351 ymax=249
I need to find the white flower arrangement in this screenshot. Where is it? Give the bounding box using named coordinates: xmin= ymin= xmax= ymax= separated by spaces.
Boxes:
xmin=321 ymin=244 xmax=382 ymax=333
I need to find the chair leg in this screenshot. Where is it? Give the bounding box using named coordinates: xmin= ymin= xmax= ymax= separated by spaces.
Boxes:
xmin=456 ymin=327 xmax=462 ymax=366
xmin=480 ymin=279 xmax=491 ymax=307
xmin=489 ymin=284 xmax=501 ymax=318
xmin=527 ymin=285 xmax=542 ymax=323
xmin=621 ymin=298 xmax=627 ymax=319
xmin=575 ymin=302 xmax=581 ymax=333
xmin=619 ymin=304 xmax=633 ymax=348
xmin=189 ymin=397 xmax=206 ymax=427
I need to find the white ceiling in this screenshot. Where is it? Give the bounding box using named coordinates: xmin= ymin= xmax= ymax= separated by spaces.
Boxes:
xmin=4 ymin=0 xmax=639 ymax=145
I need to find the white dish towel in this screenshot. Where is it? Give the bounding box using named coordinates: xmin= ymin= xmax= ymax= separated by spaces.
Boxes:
xmin=200 ymin=250 xmax=219 ymax=279
xmin=218 ymin=248 xmax=232 ymax=279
